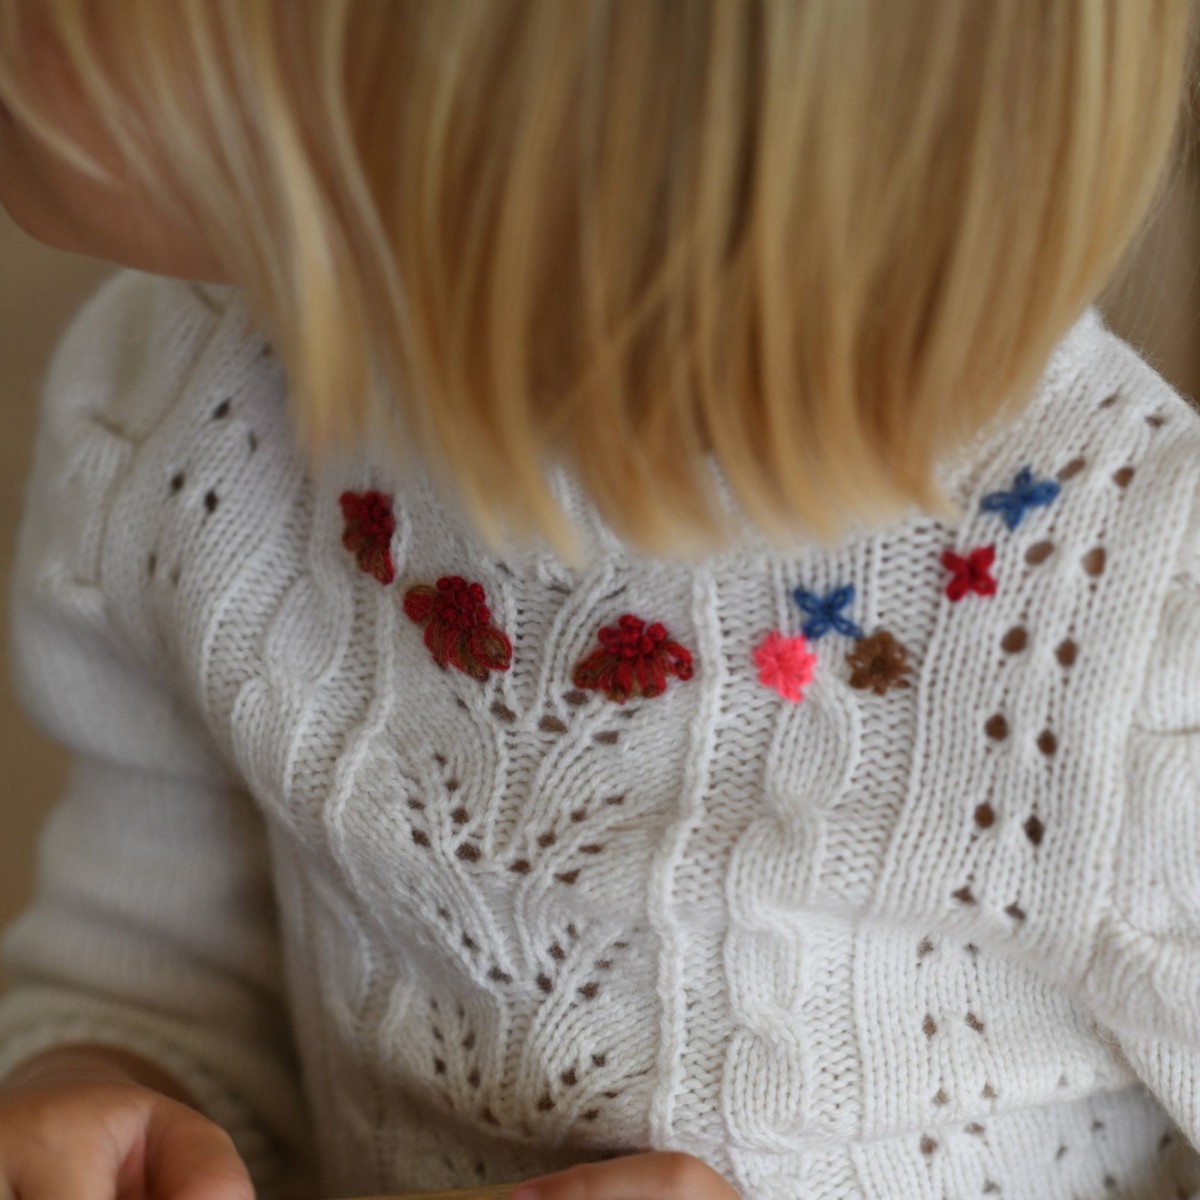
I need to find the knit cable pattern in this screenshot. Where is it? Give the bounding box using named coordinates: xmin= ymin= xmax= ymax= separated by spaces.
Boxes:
xmin=3 ymin=273 xmax=1200 ymax=1199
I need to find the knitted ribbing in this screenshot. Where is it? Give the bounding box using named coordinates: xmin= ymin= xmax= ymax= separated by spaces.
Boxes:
xmin=2 ymin=271 xmax=1200 ymax=1200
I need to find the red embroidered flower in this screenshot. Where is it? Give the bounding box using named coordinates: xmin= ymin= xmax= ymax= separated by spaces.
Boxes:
xmin=942 ymin=545 xmax=997 ymax=601
xmin=339 ymin=490 xmax=396 ymax=584
xmin=403 ymin=576 xmax=512 ymax=680
xmin=572 ymin=614 xmax=693 ymax=703
xmin=753 ymin=632 xmax=816 ymax=703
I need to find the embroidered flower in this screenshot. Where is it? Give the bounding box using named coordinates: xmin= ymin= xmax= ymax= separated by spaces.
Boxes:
xmin=572 ymin=614 xmax=693 ymax=703
xmin=846 ymin=630 xmax=912 ymax=695
xmin=981 ymin=467 xmax=1060 ymax=531
xmin=403 ymin=576 xmax=512 ymax=680
xmin=753 ymin=632 xmax=817 ymax=703
xmin=792 ymin=584 xmax=863 ymax=640
xmin=339 ymin=490 xmax=396 ymax=584
xmin=942 ymin=545 xmax=997 ymax=601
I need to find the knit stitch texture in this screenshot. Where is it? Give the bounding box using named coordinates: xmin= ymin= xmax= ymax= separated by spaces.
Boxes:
xmin=3 ymin=271 xmax=1200 ymax=1200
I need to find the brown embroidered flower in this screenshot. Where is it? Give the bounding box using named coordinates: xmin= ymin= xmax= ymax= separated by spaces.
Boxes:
xmin=339 ymin=490 xmax=396 ymax=584
xmin=846 ymin=630 xmax=912 ymax=695
xmin=404 ymin=576 xmax=512 ymax=680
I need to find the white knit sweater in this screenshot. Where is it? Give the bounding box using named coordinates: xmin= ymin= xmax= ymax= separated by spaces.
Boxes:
xmin=3 ymin=270 xmax=1200 ymax=1200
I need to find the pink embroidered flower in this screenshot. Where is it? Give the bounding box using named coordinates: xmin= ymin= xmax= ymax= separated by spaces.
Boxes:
xmin=339 ymin=490 xmax=396 ymax=584
xmin=404 ymin=576 xmax=512 ymax=680
xmin=572 ymin=614 xmax=693 ymax=703
xmin=941 ymin=545 xmax=997 ymax=601
xmin=753 ymin=631 xmax=817 ymax=703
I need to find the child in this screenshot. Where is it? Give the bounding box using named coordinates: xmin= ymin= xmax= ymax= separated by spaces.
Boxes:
xmin=0 ymin=2 xmax=1196 ymax=1198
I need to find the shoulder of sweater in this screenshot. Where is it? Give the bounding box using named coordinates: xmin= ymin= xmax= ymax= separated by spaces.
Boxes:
xmin=997 ymin=306 xmax=1200 ymax=495
xmin=1049 ymin=308 xmax=1200 ymax=593
xmin=36 ymin=269 xmax=259 ymax=443
xmin=1064 ymin=306 xmax=1200 ymax=440
xmin=16 ymin=268 xmax=277 ymax=625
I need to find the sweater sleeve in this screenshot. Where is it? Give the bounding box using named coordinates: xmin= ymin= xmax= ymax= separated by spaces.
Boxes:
xmin=0 ymin=272 xmax=313 ymax=1198
xmin=1080 ymin=481 xmax=1200 ymax=1149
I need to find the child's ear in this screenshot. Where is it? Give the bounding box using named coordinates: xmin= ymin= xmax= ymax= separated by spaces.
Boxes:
xmin=0 ymin=4 xmax=228 ymax=282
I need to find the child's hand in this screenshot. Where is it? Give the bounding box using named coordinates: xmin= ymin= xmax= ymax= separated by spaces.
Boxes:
xmin=509 ymin=1150 xmax=742 ymax=1200
xmin=0 ymin=1056 xmax=252 ymax=1200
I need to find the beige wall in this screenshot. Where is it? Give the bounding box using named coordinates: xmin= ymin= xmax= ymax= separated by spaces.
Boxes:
xmin=0 ymin=213 xmax=109 ymax=985
xmin=1100 ymin=145 xmax=1200 ymax=406
xmin=1 ymin=162 xmax=1199 ymax=987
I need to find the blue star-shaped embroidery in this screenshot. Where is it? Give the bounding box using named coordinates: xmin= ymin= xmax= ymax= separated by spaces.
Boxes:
xmin=792 ymin=584 xmax=863 ymax=640
xmin=980 ymin=467 xmax=1060 ymax=531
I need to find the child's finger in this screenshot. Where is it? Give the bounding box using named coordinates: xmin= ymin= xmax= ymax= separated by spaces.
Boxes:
xmin=510 ymin=1151 xmax=742 ymax=1200
xmin=7 ymin=1148 xmax=117 ymax=1200
xmin=144 ymin=1102 xmax=254 ymax=1200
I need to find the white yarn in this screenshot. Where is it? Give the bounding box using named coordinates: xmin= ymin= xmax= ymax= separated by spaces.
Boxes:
xmin=2 ymin=271 xmax=1200 ymax=1200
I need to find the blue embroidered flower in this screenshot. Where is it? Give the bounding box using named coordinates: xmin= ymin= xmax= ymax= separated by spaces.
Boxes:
xmin=980 ymin=467 xmax=1060 ymax=531
xmin=792 ymin=584 xmax=863 ymax=640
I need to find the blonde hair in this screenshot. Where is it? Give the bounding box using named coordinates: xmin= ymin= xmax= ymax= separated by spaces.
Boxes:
xmin=0 ymin=1 xmax=1194 ymax=558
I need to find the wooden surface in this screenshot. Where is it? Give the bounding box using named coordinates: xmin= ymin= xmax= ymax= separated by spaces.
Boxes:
xmin=344 ymin=1187 xmax=518 ymax=1200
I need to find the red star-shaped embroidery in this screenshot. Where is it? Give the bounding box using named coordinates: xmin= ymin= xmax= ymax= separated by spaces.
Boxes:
xmin=941 ymin=545 xmax=997 ymax=602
